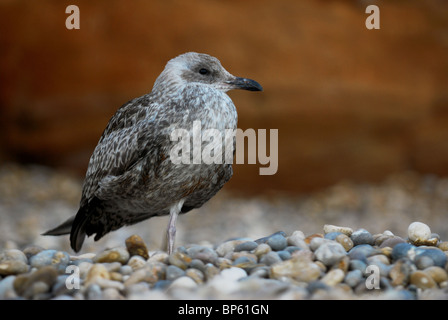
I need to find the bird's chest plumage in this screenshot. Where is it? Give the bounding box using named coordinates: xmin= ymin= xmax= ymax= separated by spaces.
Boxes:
xmin=109 ymin=88 xmax=238 ymax=214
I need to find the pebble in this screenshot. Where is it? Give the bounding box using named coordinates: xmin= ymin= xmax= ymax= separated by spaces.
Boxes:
xmin=415 ymin=247 xmax=447 ymax=268
xmin=127 ymin=255 xmax=147 ymax=270
xmin=168 ymin=251 xmax=192 ymax=270
xmin=323 ymin=224 xmax=353 ymax=236
xmin=125 ymin=235 xmax=149 ymax=260
xmin=234 ymin=241 xmax=258 ymax=252
xmin=93 ymin=247 xmax=130 ymax=265
xmin=2 ymin=221 xmax=447 ymax=300
xmin=410 ymin=270 xmax=437 ymax=289
xmin=321 ymin=269 xmax=345 ymax=286
xmin=335 ymin=234 xmax=354 ymax=252
xmin=266 ymin=234 xmax=288 ymax=251
xmin=254 ymin=243 xmax=271 ymax=257
xmin=351 ymin=229 xmax=374 ymax=246
xmin=29 ymin=250 xmax=70 ymax=271
xmin=314 ymin=241 xmax=346 ymax=266
xmin=408 ymin=222 xmax=431 ymax=245
xmin=0 ymin=260 xmax=29 ymax=276
xmin=166 ymin=265 xmax=186 ymax=281
xmin=344 ymin=269 xmax=363 ymax=287
xmin=270 ymin=253 xmax=321 ymax=282
xmin=423 ymin=266 xmax=447 ymax=284
xmin=0 ymin=276 xmax=18 ymax=299
xmin=168 ymin=276 xmax=198 ymax=290
xmin=259 ymin=251 xmax=282 ymax=266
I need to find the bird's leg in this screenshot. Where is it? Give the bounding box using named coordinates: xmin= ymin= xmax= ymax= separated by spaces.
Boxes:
xmin=166 ymin=200 xmax=184 ymax=254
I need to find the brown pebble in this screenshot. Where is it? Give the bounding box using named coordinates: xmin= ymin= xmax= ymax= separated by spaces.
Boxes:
xmin=125 ymin=235 xmax=149 ymax=260
xmin=13 ymin=266 xmax=58 ymax=298
xmin=304 ymin=233 xmax=323 ymax=244
xmin=410 ymin=270 xmax=437 ymax=289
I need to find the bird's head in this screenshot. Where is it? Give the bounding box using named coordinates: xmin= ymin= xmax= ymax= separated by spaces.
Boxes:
xmin=153 ymin=52 xmax=263 ymax=94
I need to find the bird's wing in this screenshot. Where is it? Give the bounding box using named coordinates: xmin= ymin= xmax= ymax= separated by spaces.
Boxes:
xmin=80 ymin=96 xmax=168 ymax=204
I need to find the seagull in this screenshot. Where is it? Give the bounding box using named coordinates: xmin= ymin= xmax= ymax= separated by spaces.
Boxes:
xmin=43 ymin=52 xmax=263 ymax=254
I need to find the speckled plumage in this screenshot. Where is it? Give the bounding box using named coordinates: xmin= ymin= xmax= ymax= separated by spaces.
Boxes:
xmin=43 ymin=52 xmax=262 ymax=253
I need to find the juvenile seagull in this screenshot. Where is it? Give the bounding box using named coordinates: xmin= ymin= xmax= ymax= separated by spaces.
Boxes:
xmin=44 ymin=52 xmax=263 ymax=253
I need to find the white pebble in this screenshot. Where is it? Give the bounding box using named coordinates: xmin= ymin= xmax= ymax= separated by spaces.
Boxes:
xmin=323 ymin=224 xmax=353 ymax=236
xmin=408 ymin=222 xmax=431 ymax=243
xmin=169 ymin=276 xmax=198 ymax=290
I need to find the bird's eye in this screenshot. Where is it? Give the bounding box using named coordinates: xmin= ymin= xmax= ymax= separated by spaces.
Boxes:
xmin=199 ymin=68 xmax=209 ymax=75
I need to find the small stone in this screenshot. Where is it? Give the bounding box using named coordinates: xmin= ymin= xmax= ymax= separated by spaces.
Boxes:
xmin=304 ymin=233 xmax=323 ymax=244
xmin=185 ymin=268 xmax=205 ymax=284
xmin=349 ymin=259 xmax=367 ymax=273
xmin=127 ymin=255 xmax=147 ymax=270
xmin=379 ymin=236 xmax=406 ymax=249
xmin=254 ymin=243 xmax=271 ymax=258
xmin=410 ymin=270 xmax=437 ymax=289
xmin=438 ymin=241 xmax=448 ymax=251
xmin=14 ymin=266 xmax=58 ymax=299
xmin=148 ymin=251 xmax=169 ymax=263
xmin=391 ymin=243 xmax=416 ymax=261
xmin=119 ymin=265 xmax=133 ymax=276
xmin=314 ymin=242 xmax=346 ymax=267
xmin=189 ymin=259 xmax=206 ymax=272
xmin=321 ymin=269 xmax=345 ymax=286
xmin=254 ymin=231 xmax=287 ymax=244
xmin=323 ymin=224 xmax=354 ymax=236
xmin=408 ymin=222 xmax=431 ymax=245
xmin=367 ymin=254 xmax=390 ymax=266
xmin=344 ymin=269 xmax=363 ymax=287
xmin=309 ymin=237 xmax=327 ymax=251
xmin=86 ymin=283 xmax=103 ymax=300
xmin=22 ymin=246 xmax=44 ymax=259
xmin=232 ymin=255 xmax=257 ymax=269
xmin=415 ymin=255 xmax=434 ymax=270
xmin=259 ymin=251 xmax=282 ymax=266
xmin=423 ymin=266 xmax=447 ymax=284
xmin=0 ymin=249 xmax=28 ymax=264
xmin=415 ymin=247 xmax=447 ymax=268
xmin=102 ymin=287 xmax=124 ymax=300
xmin=186 ymin=246 xmax=217 ymax=263
xmin=215 ymin=240 xmax=244 ymax=257
xmin=335 ymin=234 xmax=354 ymax=252
xmin=168 ymin=251 xmax=192 ymax=270
xmin=351 ymin=229 xmax=374 ymax=246
xmin=348 ymin=244 xmax=375 ymax=261
xmin=168 ymin=276 xmax=198 ymax=290
xmin=277 ymin=250 xmax=291 ymax=261
xmin=125 ymin=235 xmax=149 ymax=260
xmin=204 ymin=263 xmax=220 ymax=281
xmin=287 ymin=230 xmax=305 ymax=244
xmin=29 ymin=250 xmax=70 ymax=270
xmin=84 ymin=264 xmax=110 ymax=286
xmin=389 ymin=258 xmax=415 ymax=286
xmin=166 ymin=265 xmax=185 ymax=281
xmin=234 ymin=241 xmax=259 ymax=252
xmin=270 ymin=254 xmax=321 ymax=282
xmin=0 ymin=260 xmax=29 ymax=276
xmin=266 ymin=234 xmax=287 ymax=251
xmin=93 ymin=247 xmax=130 ymax=264
xmin=324 ymin=232 xmax=343 ymax=240
xmin=0 ymin=276 xmax=18 ymax=299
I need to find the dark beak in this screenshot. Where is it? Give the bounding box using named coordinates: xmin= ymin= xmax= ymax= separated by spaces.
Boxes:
xmin=227 ymin=77 xmax=263 ymax=92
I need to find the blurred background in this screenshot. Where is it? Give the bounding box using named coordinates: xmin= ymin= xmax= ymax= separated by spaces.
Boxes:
xmin=0 ymin=0 xmax=447 ymax=251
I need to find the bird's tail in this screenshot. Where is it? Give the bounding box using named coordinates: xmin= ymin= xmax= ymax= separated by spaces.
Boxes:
xmin=42 ymin=216 xmax=75 ymax=236
xmin=42 ymin=204 xmax=90 ymax=253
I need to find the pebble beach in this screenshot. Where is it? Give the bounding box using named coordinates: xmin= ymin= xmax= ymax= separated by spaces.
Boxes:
xmin=1 ymin=164 xmax=448 ymax=300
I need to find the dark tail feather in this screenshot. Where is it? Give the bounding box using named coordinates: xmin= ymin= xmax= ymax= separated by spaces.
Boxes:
xmin=69 ymin=205 xmax=90 ymax=253
xmin=42 ymin=216 xmax=75 ymax=236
